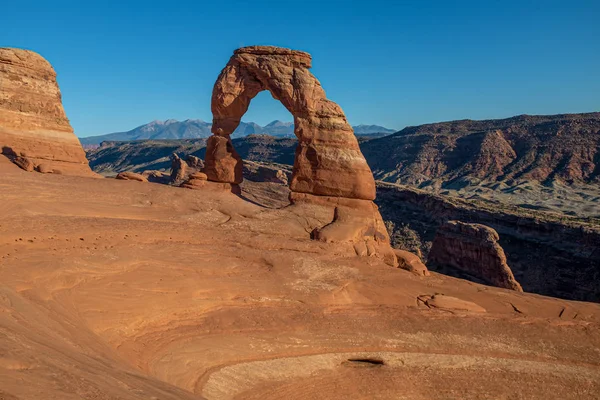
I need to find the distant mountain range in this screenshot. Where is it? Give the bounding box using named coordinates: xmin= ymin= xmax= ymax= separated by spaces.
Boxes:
xmin=79 ymin=119 xmax=395 ymax=146
xmin=87 ymin=112 xmax=600 ymax=188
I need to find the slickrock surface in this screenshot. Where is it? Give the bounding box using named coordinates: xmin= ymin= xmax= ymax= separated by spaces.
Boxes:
xmin=0 ymin=48 xmax=95 ymax=176
xmin=428 ymin=221 xmax=523 ymax=291
xmin=1 ymin=169 xmax=600 ymax=399
xmin=206 ymin=46 xmax=375 ymax=200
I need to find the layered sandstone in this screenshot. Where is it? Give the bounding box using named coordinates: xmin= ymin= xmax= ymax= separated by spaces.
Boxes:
xmin=0 ymin=48 xmax=95 ymax=176
xmin=428 ymin=221 xmax=523 ymax=291
xmin=206 ymin=46 xmax=375 ymax=200
xmin=203 ymin=46 xmax=393 ymax=263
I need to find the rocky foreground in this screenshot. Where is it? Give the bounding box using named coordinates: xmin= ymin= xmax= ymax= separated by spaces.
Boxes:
xmin=1 ymin=166 xmax=600 ymax=399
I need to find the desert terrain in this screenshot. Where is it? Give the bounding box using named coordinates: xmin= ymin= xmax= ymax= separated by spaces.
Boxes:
xmin=2 ymin=163 xmax=600 ymax=399
xmin=2 ymin=43 xmax=600 ymax=400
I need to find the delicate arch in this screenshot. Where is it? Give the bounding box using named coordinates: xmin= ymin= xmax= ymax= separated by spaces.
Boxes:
xmin=204 ymin=46 xmax=376 ymax=201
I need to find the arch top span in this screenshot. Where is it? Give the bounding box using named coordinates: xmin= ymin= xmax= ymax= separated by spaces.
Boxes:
xmin=204 ymin=45 xmax=376 ymax=201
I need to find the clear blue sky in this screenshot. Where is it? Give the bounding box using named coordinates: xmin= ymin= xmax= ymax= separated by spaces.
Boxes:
xmin=4 ymin=0 xmax=599 ymax=137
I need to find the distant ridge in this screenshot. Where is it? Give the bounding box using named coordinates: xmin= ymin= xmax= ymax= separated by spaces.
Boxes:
xmin=79 ymin=120 xmax=394 ymax=146
xmin=361 ymin=112 xmax=600 ymax=185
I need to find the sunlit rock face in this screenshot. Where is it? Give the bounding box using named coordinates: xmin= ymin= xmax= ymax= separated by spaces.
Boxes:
xmin=206 ymin=45 xmax=376 ymax=201
xmin=0 ymin=47 xmax=95 ymax=176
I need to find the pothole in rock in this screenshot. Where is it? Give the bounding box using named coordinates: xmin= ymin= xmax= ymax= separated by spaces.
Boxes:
xmin=342 ymin=357 xmax=385 ymax=367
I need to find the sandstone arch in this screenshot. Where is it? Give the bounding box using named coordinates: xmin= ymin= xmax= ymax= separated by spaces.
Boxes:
xmin=204 ymin=46 xmax=376 ymax=201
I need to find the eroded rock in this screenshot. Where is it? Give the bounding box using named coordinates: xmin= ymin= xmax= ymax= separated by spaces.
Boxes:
xmin=428 ymin=221 xmax=523 ymax=291
xmin=0 ymin=48 xmax=96 ymax=177
xmin=394 ymin=249 xmax=430 ymax=276
xmin=116 ymin=172 xmax=148 ymax=182
xmin=206 ymin=46 xmax=375 ymax=200
xmin=170 ymin=153 xmax=187 ymax=183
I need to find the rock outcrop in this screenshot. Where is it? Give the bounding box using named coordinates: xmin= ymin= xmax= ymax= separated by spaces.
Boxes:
xmin=181 ymin=171 xmax=208 ymax=190
xmin=203 ymin=46 xmax=393 ymax=264
xmin=394 ymin=249 xmax=430 ymax=276
xmin=206 ymin=46 xmax=375 ymax=200
xmin=169 ymin=153 xmax=187 ymax=183
xmin=116 ymin=171 xmax=147 ymax=182
xmin=0 ymin=48 xmax=95 ymax=177
xmin=428 ymin=221 xmax=523 ymax=291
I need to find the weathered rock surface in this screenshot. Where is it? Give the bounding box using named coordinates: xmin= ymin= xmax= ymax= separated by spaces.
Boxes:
xmin=203 ymin=135 xmax=243 ymax=184
xmin=0 ymin=48 xmax=95 ymax=177
xmin=169 ymin=153 xmax=187 ymax=183
xmin=201 ymin=46 xmax=393 ymax=263
xmin=394 ymin=249 xmax=430 ymax=276
xmin=291 ymin=192 xmax=397 ymax=267
xmin=116 ymin=171 xmax=147 ymax=182
xmin=206 ymin=46 xmax=375 ymax=200
xmin=428 ymin=221 xmax=523 ymax=291
xmin=420 ymin=294 xmax=487 ymax=313
xmin=3 ymin=169 xmax=600 ymax=399
xmin=181 ymin=171 xmax=208 ymax=190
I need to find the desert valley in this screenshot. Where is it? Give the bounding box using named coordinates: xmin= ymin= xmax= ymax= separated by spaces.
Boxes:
xmin=1 ymin=39 xmax=599 ymax=400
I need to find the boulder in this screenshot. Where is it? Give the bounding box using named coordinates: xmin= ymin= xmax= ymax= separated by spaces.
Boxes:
xmin=170 ymin=153 xmax=187 ymax=183
xmin=181 ymin=172 xmax=208 ymax=190
xmin=428 ymin=221 xmax=523 ymax=291
xmin=0 ymin=48 xmax=96 ymax=177
xmin=115 ymin=172 xmax=147 ymax=182
xmin=394 ymin=249 xmax=430 ymax=276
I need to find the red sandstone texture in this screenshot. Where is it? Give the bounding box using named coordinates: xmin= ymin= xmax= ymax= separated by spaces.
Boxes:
xmin=0 ymin=48 xmax=96 ymax=177
xmin=428 ymin=220 xmax=523 ymax=291
xmin=192 ymin=46 xmax=394 ymax=264
xmin=205 ymin=46 xmax=375 ymax=200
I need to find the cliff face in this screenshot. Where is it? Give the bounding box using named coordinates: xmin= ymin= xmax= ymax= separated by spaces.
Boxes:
xmin=376 ymin=182 xmax=600 ymax=302
xmin=428 ymin=221 xmax=522 ymax=291
xmin=0 ymin=48 xmax=94 ymax=176
xmin=362 ymin=113 xmax=600 ymax=186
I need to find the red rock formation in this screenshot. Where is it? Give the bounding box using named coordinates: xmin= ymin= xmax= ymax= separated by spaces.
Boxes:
xmin=116 ymin=172 xmax=147 ymax=182
xmin=394 ymin=249 xmax=430 ymax=276
xmin=170 ymin=153 xmax=187 ymax=183
xmin=0 ymin=48 xmax=96 ymax=177
xmin=181 ymin=171 xmax=208 ymax=190
xmin=428 ymin=221 xmax=523 ymax=291
xmin=206 ymin=46 xmax=375 ymax=200
xmin=203 ymin=46 xmax=393 ymax=264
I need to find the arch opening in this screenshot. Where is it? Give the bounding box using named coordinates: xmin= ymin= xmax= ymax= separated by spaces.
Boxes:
xmin=203 ymin=45 xmax=376 ymax=201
